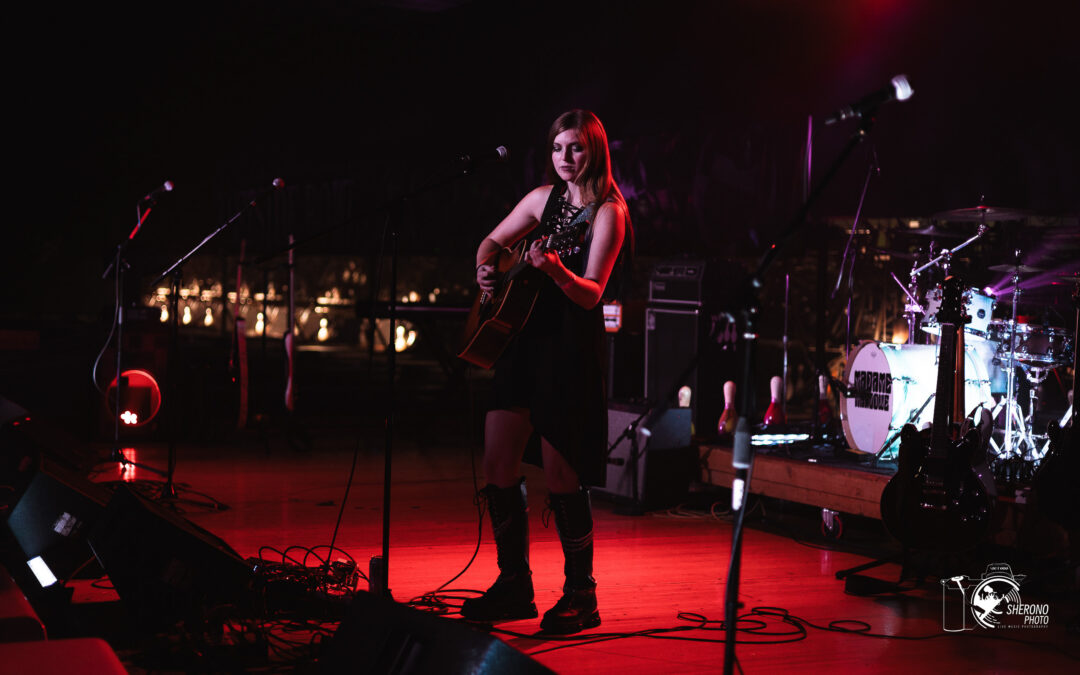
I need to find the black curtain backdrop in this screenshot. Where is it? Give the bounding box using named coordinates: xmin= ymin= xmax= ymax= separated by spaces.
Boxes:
xmin=6 ymin=0 xmax=1078 ymax=320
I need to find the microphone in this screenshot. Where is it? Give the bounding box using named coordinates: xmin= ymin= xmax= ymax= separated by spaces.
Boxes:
xmin=140 ymin=180 xmax=174 ymax=203
xmin=459 ymin=145 xmax=510 ymax=168
xmin=824 ymin=75 xmax=914 ymax=125
xmin=731 ymin=417 xmax=752 ymax=511
xmin=271 ymin=177 xmax=285 ymax=190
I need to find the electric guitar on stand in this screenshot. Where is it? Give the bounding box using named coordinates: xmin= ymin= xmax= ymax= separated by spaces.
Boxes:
xmin=458 ymin=230 xmax=581 ymax=369
xmin=880 ymin=277 xmax=996 ymax=551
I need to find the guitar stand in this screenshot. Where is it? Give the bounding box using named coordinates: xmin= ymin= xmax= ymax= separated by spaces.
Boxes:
xmin=837 ymin=546 xmax=989 ymax=596
xmin=835 ymin=551 xmax=910 ymax=595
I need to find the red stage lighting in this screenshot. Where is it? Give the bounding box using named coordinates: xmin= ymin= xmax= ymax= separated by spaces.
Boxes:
xmin=106 ymin=369 xmax=162 ymax=427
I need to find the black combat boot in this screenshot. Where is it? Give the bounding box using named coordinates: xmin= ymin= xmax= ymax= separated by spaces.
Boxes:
xmin=460 ymin=479 xmax=538 ymax=622
xmin=540 ymin=487 xmax=601 ymax=634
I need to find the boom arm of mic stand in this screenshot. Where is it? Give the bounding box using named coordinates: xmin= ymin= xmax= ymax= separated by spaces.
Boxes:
xmin=153 ymin=200 xmax=257 ymax=286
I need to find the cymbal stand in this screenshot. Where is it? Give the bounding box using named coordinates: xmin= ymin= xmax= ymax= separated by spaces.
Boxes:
xmin=906 ymin=224 xmax=987 ymax=347
xmin=1021 ymin=365 xmax=1052 ymax=461
xmin=988 ymin=391 xmax=1033 ymax=461
xmin=889 ymin=271 xmax=922 ymax=345
xmin=1000 ymin=256 xmax=1023 ymax=459
xmin=908 ymin=224 xmax=988 ymax=280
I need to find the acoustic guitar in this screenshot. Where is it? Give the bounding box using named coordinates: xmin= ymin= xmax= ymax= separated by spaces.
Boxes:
xmin=879 ymin=276 xmax=997 ymax=551
xmin=458 ymin=230 xmax=581 ymax=369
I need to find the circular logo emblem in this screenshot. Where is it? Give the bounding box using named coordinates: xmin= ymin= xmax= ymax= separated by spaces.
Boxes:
xmin=970 ymin=575 xmax=1021 ymax=629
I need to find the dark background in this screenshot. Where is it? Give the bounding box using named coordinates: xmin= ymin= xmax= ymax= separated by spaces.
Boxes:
xmin=3 ymin=0 xmax=1078 ymax=434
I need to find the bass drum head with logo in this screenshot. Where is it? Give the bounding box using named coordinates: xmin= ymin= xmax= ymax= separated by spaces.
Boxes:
xmin=841 ymin=341 xmax=994 ymax=454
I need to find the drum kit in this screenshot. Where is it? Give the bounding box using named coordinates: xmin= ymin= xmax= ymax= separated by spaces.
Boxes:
xmin=840 ymin=204 xmax=1076 ymax=478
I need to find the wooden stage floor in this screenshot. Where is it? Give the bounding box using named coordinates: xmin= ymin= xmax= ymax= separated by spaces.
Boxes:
xmin=66 ymin=425 xmax=1077 ymax=674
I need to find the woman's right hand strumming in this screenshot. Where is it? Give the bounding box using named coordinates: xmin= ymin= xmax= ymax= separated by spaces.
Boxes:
xmin=476 ymin=263 xmax=496 ymax=294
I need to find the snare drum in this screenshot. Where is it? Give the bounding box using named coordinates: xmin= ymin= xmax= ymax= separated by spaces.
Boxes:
xmin=989 ymin=320 xmax=1074 ymax=367
xmin=922 ymin=286 xmax=995 ymax=340
xmin=841 ymin=341 xmax=994 ymax=454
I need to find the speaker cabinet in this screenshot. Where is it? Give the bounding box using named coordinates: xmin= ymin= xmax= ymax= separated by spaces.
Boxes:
xmin=6 ymin=458 xmax=110 ymax=585
xmin=2 ymin=404 xmax=98 ymax=511
xmin=320 ymin=591 xmax=554 ymax=674
xmin=594 ymin=402 xmax=694 ymax=509
xmin=87 ymin=485 xmax=252 ymax=628
xmin=644 ymin=307 xmax=700 ymax=420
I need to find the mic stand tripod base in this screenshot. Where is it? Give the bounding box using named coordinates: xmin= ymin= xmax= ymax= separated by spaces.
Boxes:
xmin=107 ymin=446 xmax=167 ymax=478
xmin=613 ymin=429 xmax=647 ymax=516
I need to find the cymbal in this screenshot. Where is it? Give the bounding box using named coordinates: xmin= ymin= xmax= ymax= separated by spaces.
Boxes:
xmin=988 ymin=263 xmax=1044 ymax=273
xmin=932 ymin=205 xmax=1031 ymax=222
xmin=904 ymin=225 xmax=965 ymax=238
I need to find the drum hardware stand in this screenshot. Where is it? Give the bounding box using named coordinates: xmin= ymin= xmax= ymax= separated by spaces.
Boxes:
xmin=988 ymin=392 xmax=1035 ymax=459
xmin=890 ymin=271 xmax=923 ymax=345
xmin=909 ymin=223 xmax=988 ymax=280
xmin=1020 ymin=365 xmax=1053 ymax=460
xmin=999 ymin=254 xmax=1024 ymax=459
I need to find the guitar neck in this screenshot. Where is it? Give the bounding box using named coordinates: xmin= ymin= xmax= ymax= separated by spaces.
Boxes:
xmin=953 ymin=326 xmax=966 ymax=423
xmin=931 ymin=324 xmax=960 ymax=453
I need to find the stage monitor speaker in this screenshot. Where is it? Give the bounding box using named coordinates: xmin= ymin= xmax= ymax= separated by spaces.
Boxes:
xmin=320 ymin=590 xmax=554 ymax=674
xmin=2 ymin=403 xmax=97 ymax=512
xmin=86 ymin=485 xmax=252 ymax=629
xmin=5 ymin=458 xmax=110 ymax=587
xmin=595 ymin=402 xmax=694 ymax=509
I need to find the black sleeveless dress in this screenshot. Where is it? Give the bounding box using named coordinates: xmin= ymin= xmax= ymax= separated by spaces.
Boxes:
xmin=491 ymin=184 xmax=609 ymax=488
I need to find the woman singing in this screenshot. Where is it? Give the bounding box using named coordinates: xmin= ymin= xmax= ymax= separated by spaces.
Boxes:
xmin=461 ymin=109 xmax=631 ymax=634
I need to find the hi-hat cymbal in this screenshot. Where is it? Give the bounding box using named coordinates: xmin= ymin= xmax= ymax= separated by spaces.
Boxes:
xmin=988 ymin=263 xmax=1044 ymax=273
xmin=933 ymin=205 xmax=1031 ymax=222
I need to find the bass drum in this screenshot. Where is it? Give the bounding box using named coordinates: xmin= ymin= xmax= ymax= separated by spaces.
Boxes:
xmin=841 ymin=341 xmax=994 ymax=454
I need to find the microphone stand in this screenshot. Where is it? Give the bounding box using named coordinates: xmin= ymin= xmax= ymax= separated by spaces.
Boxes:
xmin=101 ymin=197 xmax=168 ymax=477
xmin=831 ymin=152 xmax=879 ymax=363
xmin=148 ymin=192 xmax=272 ymax=507
xmin=255 ymin=157 xmax=503 ymax=599
xmin=605 ymin=348 xmax=702 ymax=515
xmin=723 ymin=114 xmax=878 ymax=675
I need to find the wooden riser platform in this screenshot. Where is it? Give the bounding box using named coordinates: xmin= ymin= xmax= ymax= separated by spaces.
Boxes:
xmin=699 ymin=443 xmax=892 ymax=519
